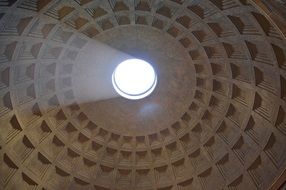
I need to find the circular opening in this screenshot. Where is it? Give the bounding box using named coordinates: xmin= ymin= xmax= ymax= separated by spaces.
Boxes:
xmin=112 ymin=59 xmax=157 ymax=100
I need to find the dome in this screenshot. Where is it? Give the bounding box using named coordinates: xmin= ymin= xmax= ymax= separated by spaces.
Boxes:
xmin=0 ymin=0 xmax=286 ymax=190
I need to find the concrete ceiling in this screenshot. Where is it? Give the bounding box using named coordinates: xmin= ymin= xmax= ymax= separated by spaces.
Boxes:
xmin=0 ymin=0 xmax=286 ymax=190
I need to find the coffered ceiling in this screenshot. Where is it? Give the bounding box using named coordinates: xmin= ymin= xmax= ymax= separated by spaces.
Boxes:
xmin=0 ymin=0 xmax=285 ymax=190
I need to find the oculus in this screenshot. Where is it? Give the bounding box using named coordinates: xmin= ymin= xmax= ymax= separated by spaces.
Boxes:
xmin=112 ymin=59 xmax=157 ymax=100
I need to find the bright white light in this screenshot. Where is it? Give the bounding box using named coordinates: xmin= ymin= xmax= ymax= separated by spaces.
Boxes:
xmin=112 ymin=59 xmax=157 ymax=100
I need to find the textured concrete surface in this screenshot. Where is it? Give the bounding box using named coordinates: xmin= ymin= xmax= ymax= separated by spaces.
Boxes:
xmin=0 ymin=0 xmax=285 ymax=190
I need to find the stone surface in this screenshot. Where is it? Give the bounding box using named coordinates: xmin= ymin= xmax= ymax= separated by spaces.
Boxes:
xmin=0 ymin=0 xmax=285 ymax=190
